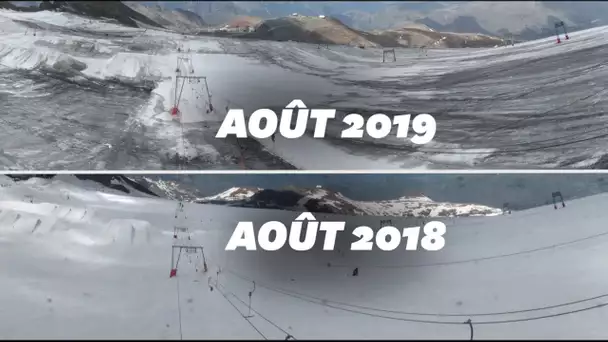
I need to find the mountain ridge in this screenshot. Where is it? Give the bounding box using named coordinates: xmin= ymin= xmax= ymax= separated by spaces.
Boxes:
xmin=5 ymin=176 xmax=503 ymax=218
xmin=194 ymin=185 xmax=503 ymax=218
xmin=9 ymin=1 xmax=608 ymax=40
xmin=2 ymin=1 xmax=506 ymax=47
xmin=157 ymin=1 xmax=608 ymax=41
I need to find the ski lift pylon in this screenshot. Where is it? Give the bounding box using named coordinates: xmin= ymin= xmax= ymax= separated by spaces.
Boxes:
xmin=169 ymin=244 xmax=208 ymax=278
xmin=555 ymin=21 xmax=569 ymax=44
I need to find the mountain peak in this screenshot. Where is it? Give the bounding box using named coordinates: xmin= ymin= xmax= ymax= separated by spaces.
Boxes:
xmin=396 ymin=193 xmax=434 ymax=202
xmin=204 ymin=186 xmax=264 ymax=201
xmin=198 ymin=186 xmax=502 ymax=218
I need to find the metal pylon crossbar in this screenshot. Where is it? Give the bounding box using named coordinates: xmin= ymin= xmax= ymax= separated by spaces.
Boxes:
xmin=172 ymin=75 xmax=212 ymax=112
xmin=173 ymin=226 xmax=191 ymax=239
xmin=175 ymin=57 xmax=194 ymax=74
xmin=382 ymin=48 xmax=396 ymax=63
xmin=170 ymin=244 xmax=208 ymax=278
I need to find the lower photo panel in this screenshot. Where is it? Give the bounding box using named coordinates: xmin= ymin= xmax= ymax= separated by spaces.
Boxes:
xmin=1 ymin=173 xmax=608 ymax=339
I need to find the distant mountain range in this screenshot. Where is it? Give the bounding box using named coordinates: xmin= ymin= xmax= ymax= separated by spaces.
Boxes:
xmin=124 ymin=1 xmax=208 ymax=32
xmin=151 ymin=1 xmax=608 ymax=41
xmin=1 ymin=1 xmax=505 ymax=48
xmin=194 ymin=185 xmax=503 ymax=218
xmin=8 ymin=1 xmax=608 ymax=42
xmin=5 ymin=1 xmax=204 ymax=31
xmin=0 ymin=1 xmax=18 ymax=10
xmin=6 ymin=175 xmax=503 ymax=218
xmin=98 ymin=176 xmax=503 ymax=218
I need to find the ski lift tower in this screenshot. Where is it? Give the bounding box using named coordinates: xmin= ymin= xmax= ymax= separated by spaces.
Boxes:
xmin=555 ymin=21 xmax=569 ymax=44
xmin=382 ymin=48 xmax=396 ymax=63
xmin=170 ymin=75 xmax=213 ymax=119
xmin=174 ymin=200 xmax=185 ymax=220
xmin=170 ymin=201 xmax=208 ymax=277
xmin=173 ymin=225 xmax=191 ymax=240
xmin=175 ymin=56 xmax=194 ymax=74
xmin=169 ymin=240 xmax=208 ymax=277
xmin=504 ymin=33 xmax=515 ymax=46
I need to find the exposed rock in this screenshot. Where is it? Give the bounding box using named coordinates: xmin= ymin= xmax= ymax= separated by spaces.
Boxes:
xmin=124 ymin=2 xmax=207 ymax=33
xmin=194 ymin=186 xmax=503 ymax=218
xmin=37 ymin=1 xmax=161 ymax=28
xmin=51 ymin=56 xmax=87 ymax=73
xmin=0 ymin=1 xmax=18 ymax=10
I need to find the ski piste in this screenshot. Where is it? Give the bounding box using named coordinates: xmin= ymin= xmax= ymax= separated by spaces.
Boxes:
xmin=1 ymin=175 xmax=608 ymax=339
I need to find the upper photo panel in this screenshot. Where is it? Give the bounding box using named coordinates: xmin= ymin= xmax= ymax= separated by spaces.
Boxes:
xmin=1 ymin=1 xmax=606 ymax=170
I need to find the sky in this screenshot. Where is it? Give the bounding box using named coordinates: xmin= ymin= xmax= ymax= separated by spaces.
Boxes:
xmin=158 ymin=173 xmax=608 ymax=210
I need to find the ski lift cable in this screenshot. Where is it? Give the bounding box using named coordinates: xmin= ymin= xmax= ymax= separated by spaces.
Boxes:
xmin=223 ymin=269 xmax=608 ymax=326
xmin=225 ymin=225 xmax=608 ymax=317
xmin=175 ymin=75 xmax=188 ymax=170
xmin=215 ymin=281 xmax=268 ymax=339
xmin=225 ymin=267 xmax=608 ymax=319
xmin=220 ymin=98 xmax=275 ymax=170
xmin=327 ymin=227 xmax=608 ymax=269
xmin=179 ymin=114 xmax=186 ymax=171
xmin=217 ymin=282 xmax=296 ymax=339
xmin=176 ymin=275 xmax=184 ymax=340
xmin=198 ymin=257 xmax=266 ymax=339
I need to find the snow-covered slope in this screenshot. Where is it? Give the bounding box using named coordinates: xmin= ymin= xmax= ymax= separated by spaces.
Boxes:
xmin=8 ymin=176 xmax=501 ymax=218
xmin=204 ymin=186 xmax=265 ymax=201
xmin=1 ymin=175 xmax=608 ymax=338
xmin=9 ymin=174 xmax=159 ymax=198
xmin=2 ymin=9 xmax=608 ymax=169
xmin=198 ymin=186 xmax=503 ymax=217
xmin=37 ymin=1 xmax=162 ymax=29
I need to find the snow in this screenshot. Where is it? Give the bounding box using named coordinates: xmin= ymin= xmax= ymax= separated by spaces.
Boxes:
xmin=335 ymin=191 xmax=502 ymax=217
xmin=204 ymin=186 xmax=264 ymax=201
xmin=2 ymin=175 xmax=608 ymax=338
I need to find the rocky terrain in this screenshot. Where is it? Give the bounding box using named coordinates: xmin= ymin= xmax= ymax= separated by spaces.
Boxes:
xmin=216 ymin=14 xmax=504 ymax=48
xmin=376 ymin=26 xmax=504 ymax=48
xmin=36 ymin=1 xmax=162 ymax=28
xmin=9 ymin=1 xmax=608 ymax=42
xmin=5 ymin=1 xmax=204 ymax=31
xmin=251 ymin=15 xmax=382 ymax=48
xmin=3 ymin=1 xmax=507 ymax=48
xmin=181 ymin=1 xmax=608 ymax=41
xmin=0 ymin=1 xmax=17 ymax=10
xmin=195 ymin=186 xmax=503 ymax=218
xmin=7 ymin=174 xmax=160 ymax=197
xmin=5 ymin=176 xmax=502 ymax=218
xmin=124 ymin=2 xmax=207 ymax=33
